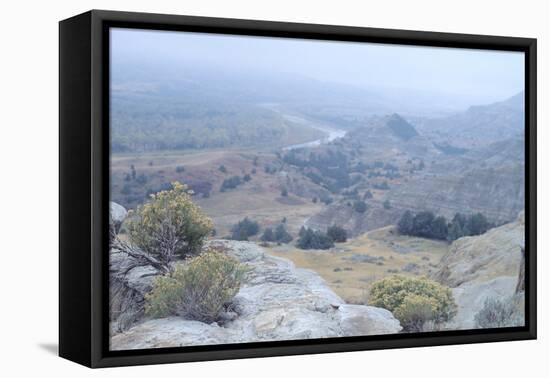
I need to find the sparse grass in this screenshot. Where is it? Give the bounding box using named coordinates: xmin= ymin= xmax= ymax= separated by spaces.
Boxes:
xmin=111 ymin=149 xmax=323 ymax=237
xmin=112 ymin=151 xmax=449 ymax=305
xmin=268 ymin=226 xmax=448 ymax=304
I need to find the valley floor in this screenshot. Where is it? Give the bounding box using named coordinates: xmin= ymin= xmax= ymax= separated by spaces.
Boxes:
xmin=267 ymin=226 xmax=448 ymax=304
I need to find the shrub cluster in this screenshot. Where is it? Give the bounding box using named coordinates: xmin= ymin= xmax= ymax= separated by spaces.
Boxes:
xmin=220 ymin=176 xmax=243 ymax=192
xmin=230 ymin=217 xmax=260 ymax=241
xmin=127 ymin=182 xmax=213 ymax=263
xmin=296 ymin=228 xmax=334 ymax=250
xmin=397 ymin=210 xmax=493 ymax=241
xmin=353 ymin=200 xmax=368 ymax=213
xmin=145 ymin=250 xmax=247 ymax=323
xmin=261 ymin=224 xmax=292 ymax=243
xmin=474 ymin=297 xmax=523 ymax=329
xmin=327 ymin=225 xmax=347 ymax=243
xmin=447 ymin=212 xmax=492 ymax=241
xmin=283 ymin=149 xmax=352 ymax=192
xmin=369 ymin=275 xmax=457 ymax=332
xmin=373 ymin=181 xmax=390 ymax=190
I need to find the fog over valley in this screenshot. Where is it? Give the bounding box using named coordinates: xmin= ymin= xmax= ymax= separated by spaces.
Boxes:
xmin=108 ymin=28 xmax=526 ymax=349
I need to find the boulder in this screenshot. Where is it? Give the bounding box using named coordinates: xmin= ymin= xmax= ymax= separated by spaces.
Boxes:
xmin=109 ymin=317 xmax=243 ymax=350
xmin=338 ymin=304 xmax=402 ymax=336
xmin=111 ymin=240 xmax=401 ymax=350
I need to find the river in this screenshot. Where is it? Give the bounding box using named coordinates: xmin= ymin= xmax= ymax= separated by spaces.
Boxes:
xmin=280 ymin=113 xmax=347 ymax=151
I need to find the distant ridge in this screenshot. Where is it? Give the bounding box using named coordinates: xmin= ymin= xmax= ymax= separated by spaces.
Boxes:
xmin=416 ymin=91 xmax=525 ymax=148
xmin=386 ymin=114 xmax=419 ymax=141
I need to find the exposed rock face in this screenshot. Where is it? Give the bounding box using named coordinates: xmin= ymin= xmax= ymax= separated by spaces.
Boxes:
xmin=416 ymin=92 xmax=524 ymax=149
xmin=110 ymin=240 xmax=401 ymax=350
xmin=445 ymin=277 xmax=520 ymax=330
xmin=110 ymin=202 xmax=127 ymax=233
xmin=386 ymin=140 xmax=525 ymax=226
xmin=433 ymin=213 xmax=524 ymax=287
xmin=516 ymin=247 xmax=525 ymax=294
xmin=432 ymin=212 xmax=525 ymax=330
xmin=306 ymin=135 xmax=524 ymax=236
xmin=108 ymin=201 xmax=160 ymax=333
xmin=110 ymin=248 xmax=160 ymax=333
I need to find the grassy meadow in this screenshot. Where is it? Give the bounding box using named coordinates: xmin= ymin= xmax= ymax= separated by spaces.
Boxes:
xmin=269 ymin=226 xmax=448 ymax=303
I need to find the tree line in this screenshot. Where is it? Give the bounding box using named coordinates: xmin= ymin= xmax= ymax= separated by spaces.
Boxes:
xmin=228 ymin=217 xmax=348 ymax=250
xmin=397 ymin=210 xmax=494 ymax=241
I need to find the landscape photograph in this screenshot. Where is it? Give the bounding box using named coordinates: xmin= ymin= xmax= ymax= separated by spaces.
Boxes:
xmin=108 ymin=28 xmax=526 ymax=350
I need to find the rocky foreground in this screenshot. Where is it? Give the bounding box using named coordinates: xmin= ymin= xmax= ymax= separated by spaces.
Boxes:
xmin=109 ymin=198 xmax=526 ymax=350
xmin=110 ymin=239 xmax=402 ymax=350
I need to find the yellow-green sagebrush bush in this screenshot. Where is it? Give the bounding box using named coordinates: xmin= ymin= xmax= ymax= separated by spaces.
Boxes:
xmin=127 ymin=182 xmax=213 ymax=263
xmin=145 ymin=250 xmax=247 ymax=323
xmin=369 ymin=275 xmax=457 ymax=332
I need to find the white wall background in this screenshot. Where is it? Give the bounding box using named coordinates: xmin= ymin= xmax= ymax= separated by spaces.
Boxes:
xmin=0 ymin=0 xmax=546 ymax=376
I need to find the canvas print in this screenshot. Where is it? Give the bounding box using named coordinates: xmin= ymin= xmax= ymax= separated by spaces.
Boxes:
xmin=108 ymin=28 xmax=526 ymax=351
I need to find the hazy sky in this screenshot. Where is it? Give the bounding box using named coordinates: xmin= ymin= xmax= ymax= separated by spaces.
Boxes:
xmin=111 ymin=28 xmax=524 ymax=105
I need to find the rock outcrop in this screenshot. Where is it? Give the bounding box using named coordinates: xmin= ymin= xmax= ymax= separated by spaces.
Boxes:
xmin=110 ymin=240 xmax=401 ymax=350
xmin=110 ymin=202 xmax=128 ymax=233
xmin=110 ymin=247 xmax=160 ymax=333
xmin=432 ymin=212 xmax=525 ymax=330
xmin=109 ymin=201 xmax=162 ymax=333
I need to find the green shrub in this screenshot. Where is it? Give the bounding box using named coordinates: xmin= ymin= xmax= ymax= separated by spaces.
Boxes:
xmin=274 ymin=224 xmax=292 ymax=243
xmin=145 ymin=250 xmax=247 ymax=323
xmin=369 ymin=275 xmax=457 ymax=332
xmin=353 ymin=200 xmax=368 ymax=213
xmin=363 ymin=190 xmax=373 ymax=199
xmin=373 ymin=181 xmax=390 ymax=190
xmin=261 ymin=227 xmax=275 ymax=242
xmin=230 ymin=217 xmax=260 ymax=241
xmin=220 ymin=176 xmax=242 ymax=192
xmin=296 ymin=228 xmax=334 ymax=250
xmin=394 ymin=294 xmax=438 ymax=332
xmin=397 ymin=211 xmax=447 ymax=240
xmin=327 ymin=225 xmax=347 ymax=243
xmin=127 ymin=182 xmax=213 ymax=263
xmin=398 ymin=211 xmax=494 ymax=241
xmin=136 ymin=173 xmax=148 ymax=185
xmin=474 ymin=297 xmax=523 ymax=329
xmin=121 ymin=183 xmax=132 ymax=195
xmin=398 ymin=210 xmax=414 ymax=234
xmin=259 ymin=224 xmax=292 ymax=243
xmin=447 ymin=212 xmax=493 ymax=241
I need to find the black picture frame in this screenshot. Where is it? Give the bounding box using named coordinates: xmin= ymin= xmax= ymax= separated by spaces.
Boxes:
xmin=59 ymin=9 xmax=537 ymax=368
